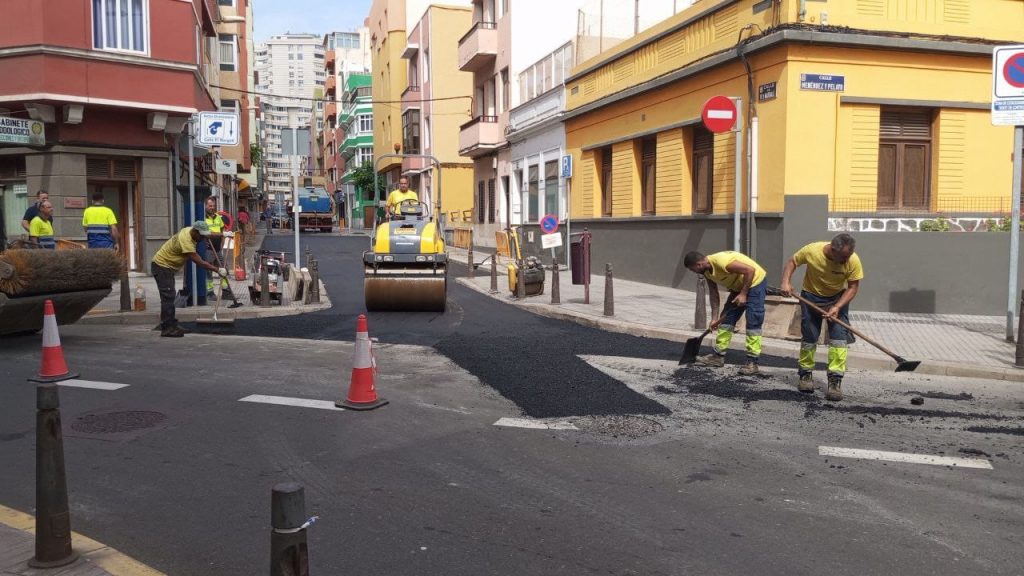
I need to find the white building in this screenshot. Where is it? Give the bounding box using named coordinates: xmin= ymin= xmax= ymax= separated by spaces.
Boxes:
xmin=254 ymin=33 xmax=325 ymax=203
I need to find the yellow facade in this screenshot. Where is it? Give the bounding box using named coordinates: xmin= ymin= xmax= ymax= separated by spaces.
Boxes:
xmin=565 ymin=0 xmax=1023 ymax=220
xmin=369 ymin=0 xmax=408 ymax=178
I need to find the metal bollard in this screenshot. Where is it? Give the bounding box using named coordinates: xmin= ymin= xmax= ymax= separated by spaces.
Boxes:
xmin=468 ymin=243 xmax=475 ymax=279
xmin=489 ymin=254 xmax=498 ymax=294
xmin=259 ymin=263 xmax=271 ymax=307
xmin=29 ymin=384 xmax=78 ymax=569
xmin=1017 ymin=290 xmax=1024 ymax=367
xmin=603 ymin=263 xmax=614 ymax=316
xmin=304 ymin=248 xmax=312 ymax=269
xmin=516 ymin=259 xmax=526 ymax=299
xmin=119 ymin=273 xmax=131 ymax=312
xmin=694 ymin=276 xmax=708 ymax=330
xmin=551 ymin=257 xmax=560 ymax=304
xmin=270 ymin=483 xmax=310 ymax=576
xmin=310 ymin=260 xmax=320 ymax=304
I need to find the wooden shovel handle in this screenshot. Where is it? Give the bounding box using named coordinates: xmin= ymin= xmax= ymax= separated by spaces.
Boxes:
xmin=785 ymin=289 xmax=901 ymax=360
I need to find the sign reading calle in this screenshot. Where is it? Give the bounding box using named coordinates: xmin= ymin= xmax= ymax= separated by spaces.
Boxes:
xmin=800 ymin=73 xmax=845 ymax=92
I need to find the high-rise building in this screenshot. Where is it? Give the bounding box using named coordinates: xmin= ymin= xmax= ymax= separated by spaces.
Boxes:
xmin=254 ymin=33 xmax=325 ymax=205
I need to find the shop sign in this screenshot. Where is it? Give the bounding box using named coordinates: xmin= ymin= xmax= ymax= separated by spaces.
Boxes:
xmin=0 ymin=117 xmax=45 ymax=146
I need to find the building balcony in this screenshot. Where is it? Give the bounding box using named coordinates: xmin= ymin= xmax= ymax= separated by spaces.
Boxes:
xmin=458 ymin=115 xmax=502 ymax=158
xmin=401 ymin=84 xmax=421 ymax=99
xmin=325 ymin=75 xmax=337 ymax=97
xmin=325 ymin=50 xmax=336 ymax=73
xmin=326 ymin=102 xmax=337 ymax=122
xmin=457 ymin=21 xmax=497 ymax=73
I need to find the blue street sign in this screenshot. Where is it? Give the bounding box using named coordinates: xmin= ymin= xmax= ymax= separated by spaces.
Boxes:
xmin=560 ymin=155 xmax=572 ymax=178
xmin=800 ymin=73 xmax=845 ymax=92
xmin=540 ymin=214 xmax=559 ymax=234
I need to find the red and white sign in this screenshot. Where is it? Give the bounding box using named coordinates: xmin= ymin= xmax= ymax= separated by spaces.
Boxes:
xmin=701 ymin=96 xmax=738 ymax=133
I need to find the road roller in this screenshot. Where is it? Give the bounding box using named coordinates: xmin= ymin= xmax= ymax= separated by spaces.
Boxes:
xmin=363 ymin=200 xmax=447 ymax=312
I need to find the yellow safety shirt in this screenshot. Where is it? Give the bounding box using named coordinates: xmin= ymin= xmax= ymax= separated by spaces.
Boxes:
xmin=386 ymin=189 xmax=419 ymax=215
xmin=82 ymin=205 xmax=118 ymax=248
xmin=793 ymin=241 xmax=864 ymax=297
xmin=152 ymin=227 xmax=198 ymax=270
xmin=704 ymin=251 xmax=766 ymax=292
xmin=29 ymin=216 xmax=55 ymax=249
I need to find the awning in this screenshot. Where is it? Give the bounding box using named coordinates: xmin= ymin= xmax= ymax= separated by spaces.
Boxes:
xmin=236 ymin=178 xmax=252 ymax=196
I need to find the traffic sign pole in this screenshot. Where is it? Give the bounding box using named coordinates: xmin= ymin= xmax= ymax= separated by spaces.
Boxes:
xmin=1008 ymin=126 xmax=1023 ymax=341
xmin=733 ymin=98 xmax=743 ymax=253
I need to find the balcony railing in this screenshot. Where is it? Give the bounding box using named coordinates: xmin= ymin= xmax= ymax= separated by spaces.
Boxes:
xmin=830 ymin=196 xmax=1017 ymax=216
xmin=458 ymin=115 xmax=502 ymax=157
xmin=402 ymin=85 xmax=421 ymax=98
xmin=457 ymin=21 xmax=498 ymax=72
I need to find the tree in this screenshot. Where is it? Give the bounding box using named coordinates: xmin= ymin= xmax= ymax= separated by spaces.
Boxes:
xmin=348 ymin=161 xmax=387 ymax=201
xmin=249 ymin=143 xmax=263 ymax=167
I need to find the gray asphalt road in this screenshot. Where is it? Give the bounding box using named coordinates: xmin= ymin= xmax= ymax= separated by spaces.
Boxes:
xmin=0 ymin=234 xmax=1021 ymax=575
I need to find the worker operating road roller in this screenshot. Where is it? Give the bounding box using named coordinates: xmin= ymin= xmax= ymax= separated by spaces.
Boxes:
xmin=385 ymin=177 xmax=418 ymax=219
xmin=150 ymin=221 xmax=226 ymax=338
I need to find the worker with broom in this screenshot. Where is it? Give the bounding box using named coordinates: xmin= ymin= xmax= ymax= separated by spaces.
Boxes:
xmin=151 ymin=221 xmax=225 ymax=338
xmin=779 ymin=233 xmax=863 ymax=402
xmin=203 ymin=197 xmax=233 ymax=300
xmin=683 ymin=250 xmax=767 ymax=376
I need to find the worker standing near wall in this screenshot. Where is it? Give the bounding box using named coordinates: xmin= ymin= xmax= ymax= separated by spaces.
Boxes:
xmin=29 ymin=200 xmax=56 ymax=249
xmin=20 ymin=189 xmax=48 ymax=233
xmin=780 ymin=233 xmax=863 ymax=402
xmin=684 ymin=250 xmax=767 ymax=375
xmin=82 ymin=193 xmax=119 ymax=250
xmin=151 ymin=221 xmax=225 ymax=338
xmin=203 ymin=197 xmax=229 ymax=298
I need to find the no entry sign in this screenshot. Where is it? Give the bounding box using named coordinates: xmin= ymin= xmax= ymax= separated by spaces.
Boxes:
xmin=701 ymin=96 xmax=737 ymax=133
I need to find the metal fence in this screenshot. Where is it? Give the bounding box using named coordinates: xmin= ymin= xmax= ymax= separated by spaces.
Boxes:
xmin=576 ymin=0 xmax=696 ymax=64
xmin=829 ymin=196 xmax=1018 ymax=216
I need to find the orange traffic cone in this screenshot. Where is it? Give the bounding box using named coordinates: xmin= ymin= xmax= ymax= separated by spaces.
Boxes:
xmin=336 ymin=314 xmax=387 ymax=410
xmin=30 ymin=300 xmax=78 ymax=383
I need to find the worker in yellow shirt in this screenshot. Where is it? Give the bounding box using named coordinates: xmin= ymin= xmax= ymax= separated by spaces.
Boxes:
xmin=385 ymin=176 xmax=418 ymax=219
xmin=780 ymin=233 xmax=864 ymax=402
xmin=684 ymin=250 xmax=767 ymax=375
xmin=151 ymin=221 xmax=225 ymax=338
xmin=82 ymin=193 xmax=119 ymax=249
xmin=203 ymin=197 xmax=231 ymax=297
xmin=29 ymin=200 xmax=56 ymax=249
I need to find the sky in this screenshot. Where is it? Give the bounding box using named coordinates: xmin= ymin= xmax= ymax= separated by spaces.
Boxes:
xmin=253 ymin=0 xmax=373 ymax=42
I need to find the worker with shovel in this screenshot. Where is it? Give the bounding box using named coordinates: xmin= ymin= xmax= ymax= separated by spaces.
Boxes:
xmin=151 ymin=221 xmax=226 ymax=338
xmin=780 ymin=233 xmax=863 ymax=401
xmin=684 ymin=250 xmax=767 ymax=376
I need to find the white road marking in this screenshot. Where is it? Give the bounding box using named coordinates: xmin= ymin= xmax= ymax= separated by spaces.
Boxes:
xmin=59 ymin=379 xmax=129 ymax=391
xmin=416 ymin=402 xmax=472 ymax=414
xmin=819 ymin=446 xmax=993 ymax=470
xmin=239 ymin=394 xmax=344 ymax=411
xmin=494 ymin=417 xmax=578 ymax=430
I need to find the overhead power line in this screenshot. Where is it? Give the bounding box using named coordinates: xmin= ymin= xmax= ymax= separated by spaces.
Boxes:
xmin=209 ymin=84 xmax=472 ymax=105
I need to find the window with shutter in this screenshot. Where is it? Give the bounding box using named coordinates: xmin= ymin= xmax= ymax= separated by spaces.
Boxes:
xmin=877 ymin=108 xmax=932 ymax=210
xmin=641 ymin=137 xmax=656 ymax=215
xmin=692 ymin=127 xmax=714 ymax=214
xmin=601 ymin=147 xmax=613 ymax=216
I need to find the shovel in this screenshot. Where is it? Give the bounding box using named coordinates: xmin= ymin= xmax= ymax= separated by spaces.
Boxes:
xmin=679 ymin=301 xmax=736 ymax=365
xmin=778 ymin=288 xmax=920 ymax=373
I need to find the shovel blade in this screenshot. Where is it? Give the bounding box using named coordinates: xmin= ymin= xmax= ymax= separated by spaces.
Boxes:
xmin=895 ymin=359 xmax=921 ymax=373
xmin=678 ymin=336 xmax=705 ymax=365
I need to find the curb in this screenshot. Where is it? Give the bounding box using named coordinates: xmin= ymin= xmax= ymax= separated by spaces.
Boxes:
xmin=0 ymin=505 xmax=164 ymax=576
xmin=455 ymin=277 xmax=1024 ymax=383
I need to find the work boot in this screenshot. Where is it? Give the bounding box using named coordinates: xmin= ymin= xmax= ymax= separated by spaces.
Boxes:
xmin=160 ymin=325 xmax=186 ymax=338
xmin=738 ymin=361 xmax=760 ymax=376
xmin=696 ymin=353 xmax=725 ymax=368
xmin=798 ymin=373 xmax=816 ymax=393
xmin=826 ymin=375 xmax=844 ymax=402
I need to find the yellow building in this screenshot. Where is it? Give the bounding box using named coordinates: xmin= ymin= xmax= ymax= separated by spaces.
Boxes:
xmin=561 ymin=0 xmax=1024 ymax=314
xmin=369 ymin=0 xmax=410 ymax=186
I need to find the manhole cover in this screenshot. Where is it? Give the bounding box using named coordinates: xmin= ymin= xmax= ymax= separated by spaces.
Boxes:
xmin=71 ymin=411 xmax=167 ymax=434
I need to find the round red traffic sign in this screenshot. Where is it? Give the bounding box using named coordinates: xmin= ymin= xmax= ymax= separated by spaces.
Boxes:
xmin=701 ymin=96 xmax=737 ymax=133
xmin=1004 ymin=53 xmax=1024 ymax=89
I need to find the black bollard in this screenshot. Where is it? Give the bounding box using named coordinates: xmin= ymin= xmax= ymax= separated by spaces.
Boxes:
xmin=270 ymin=483 xmax=310 ymax=576
xmin=516 ymin=259 xmax=526 ymax=299
xmin=310 ymin=260 xmax=320 ymax=304
xmin=1017 ymin=290 xmax=1024 ymax=368
xmin=551 ymin=257 xmax=560 ymax=305
xmin=489 ymin=254 xmax=498 ymax=294
xmin=603 ymin=263 xmax=614 ymax=317
xmin=304 ymin=248 xmax=312 ymax=269
xmin=119 ymin=274 xmax=131 ymax=312
xmin=694 ymin=275 xmax=708 ymax=330
xmin=29 ymin=384 xmax=78 ymax=569
xmin=259 ymin=263 xmax=271 ymax=307
xmin=468 ymin=243 xmax=475 ymax=279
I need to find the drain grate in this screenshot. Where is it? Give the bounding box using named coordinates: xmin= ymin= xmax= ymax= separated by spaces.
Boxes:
xmin=71 ymin=411 xmax=167 ymax=434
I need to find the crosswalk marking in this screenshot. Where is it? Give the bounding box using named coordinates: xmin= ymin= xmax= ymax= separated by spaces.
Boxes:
xmin=494 ymin=417 xmax=578 ymax=430
xmin=819 ymin=446 xmax=993 ymax=469
xmin=239 ymin=394 xmax=344 ymax=411
xmin=59 ymin=379 xmax=129 ymax=391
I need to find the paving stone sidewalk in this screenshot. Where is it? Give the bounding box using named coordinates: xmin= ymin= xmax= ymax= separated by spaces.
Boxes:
xmin=446 ymin=246 xmax=1024 ymax=383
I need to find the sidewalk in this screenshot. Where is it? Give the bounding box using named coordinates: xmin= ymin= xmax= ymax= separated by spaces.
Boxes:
xmin=80 ymin=231 xmax=330 ymax=326
xmin=446 ymin=246 xmax=1024 ymax=383
xmin=0 ymin=505 xmax=162 ymax=576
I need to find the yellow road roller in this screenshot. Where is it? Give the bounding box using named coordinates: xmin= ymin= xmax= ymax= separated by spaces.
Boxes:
xmin=363 ymin=200 xmax=447 ymax=311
